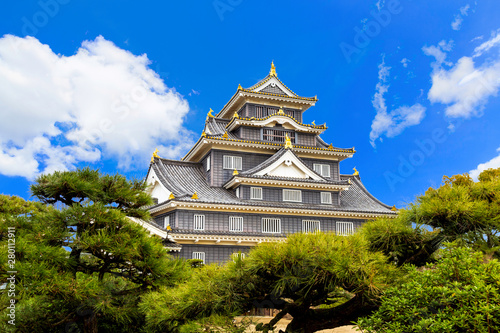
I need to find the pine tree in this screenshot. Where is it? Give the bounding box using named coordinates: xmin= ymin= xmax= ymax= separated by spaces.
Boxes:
xmin=0 ymin=168 xmax=190 ymax=333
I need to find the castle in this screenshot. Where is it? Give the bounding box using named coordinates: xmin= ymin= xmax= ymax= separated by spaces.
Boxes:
xmin=140 ymin=63 xmax=397 ymax=264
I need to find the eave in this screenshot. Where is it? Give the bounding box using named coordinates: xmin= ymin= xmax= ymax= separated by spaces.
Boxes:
xmin=149 ymin=200 xmax=397 ymax=220
xmin=217 ymin=90 xmax=317 ymax=119
xmin=224 ymin=176 xmax=351 ymax=191
xmin=182 ymin=137 xmax=355 ymax=162
xmin=226 ymin=114 xmax=327 ymax=134
xmin=170 ymin=233 xmax=286 ymax=246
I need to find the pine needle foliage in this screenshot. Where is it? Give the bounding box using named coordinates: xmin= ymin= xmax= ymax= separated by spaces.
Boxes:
xmin=140 ymin=232 xmax=399 ymax=333
xmin=0 ymin=168 xmax=191 ymax=333
xmin=403 ymin=168 xmax=500 ymax=257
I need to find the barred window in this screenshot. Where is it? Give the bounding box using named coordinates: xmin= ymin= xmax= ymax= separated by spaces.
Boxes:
xmin=283 ymin=189 xmax=302 ymax=202
xmin=302 ymin=220 xmax=321 ymax=233
xmin=194 ymin=214 xmax=205 ymax=230
xmin=336 ymin=222 xmax=354 ymax=236
xmin=229 ymin=216 xmax=244 ymax=232
xmin=231 ymin=252 xmax=246 ymax=261
xmin=255 ymin=106 xmax=265 ymax=118
xmin=250 ymin=187 xmax=263 ymax=200
xmin=192 ymin=252 xmax=205 ymax=264
xmin=223 ymin=155 xmax=242 ymax=170
xmin=321 ymin=192 xmax=332 ymax=204
xmin=284 ymin=109 xmax=295 ymax=118
xmin=263 ymin=128 xmax=295 ymax=144
xmin=313 ymin=164 xmax=331 ymax=177
xmin=262 ymin=218 xmax=281 ymax=233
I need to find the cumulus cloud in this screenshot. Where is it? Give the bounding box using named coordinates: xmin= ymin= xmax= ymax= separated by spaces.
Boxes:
xmin=469 ymin=147 xmax=500 ymax=180
xmin=424 ymin=36 xmax=500 ymax=118
xmin=0 ymin=35 xmax=193 ymax=179
xmin=451 ymin=4 xmax=470 ymax=31
xmin=369 ymin=58 xmax=426 ymax=147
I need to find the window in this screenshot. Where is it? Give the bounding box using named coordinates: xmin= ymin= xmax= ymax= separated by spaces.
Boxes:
xmin=194 ymin=214 xmax=205 ymax=230
xmin=313 ymin=164 xmax=331 ymax=177
xmin=164 ymin=215 xmax=170 ymax=228
xmin=255 ymin=105 xmax=265 ymax=118
xmin=231 ymin=252 xmax=246 ymax=261
xmin=262 ymin=128 xmax=295 ymax=144
xmin=336 ymin=222 xmax=354 ymax=236
xmin=229 ymin=216 xmax=244 ymax=232
xmin=192 ymin=252 xmax=205 ymax=264
xmin=250 ymin=187 xmax=263 ymax=200
xmin=206 ymin=155 xmax=211 ymax=171
xmin=223 ymin=155 xmax=242 ymax=170
xmin=262 ymin=218 xmax=281 ymax=233
xmin=235 ymin=187 xmax=240 ymax=198
xmin=283 ymin=189 xmax=302 ymax=202
xmin=321 ymin=192 xmax=332 ymax=204
xmin=302 ymin=220 xmax=321 ymax=233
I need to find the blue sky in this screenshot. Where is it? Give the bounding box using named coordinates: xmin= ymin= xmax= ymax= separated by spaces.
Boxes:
xmin=1 ymin=0 xmax=500 ymax=207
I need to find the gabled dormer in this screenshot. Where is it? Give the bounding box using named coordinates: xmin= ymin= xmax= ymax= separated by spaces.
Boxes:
xmin=216 ymin=62 xmax=318 ymax=120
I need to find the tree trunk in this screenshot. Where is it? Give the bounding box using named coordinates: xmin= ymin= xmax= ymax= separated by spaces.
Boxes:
xmin=83 ymin=312 xmax=98 ymax=333
xmin=284 ymin=295 xmax=377 ymax=333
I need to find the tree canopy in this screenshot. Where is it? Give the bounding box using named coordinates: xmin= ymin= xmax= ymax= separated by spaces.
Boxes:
xmin=0 ymin=168 xmax=190 ymax=333
xmin=140 ymin=231 xmax=399 ymax=333
xmin=357 ymin=245 xmax=500 ymax=332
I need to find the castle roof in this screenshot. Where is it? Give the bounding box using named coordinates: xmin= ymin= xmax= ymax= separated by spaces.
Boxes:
xmin=148 ymin=156 xmax=395 ymax=216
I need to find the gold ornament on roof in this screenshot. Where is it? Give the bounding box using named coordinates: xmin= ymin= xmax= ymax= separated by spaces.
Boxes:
xmin=237 ymin=83 xmax=243 ymax=90
xmin=201 ymin=131 xmax=207 ymax=137
xmin=284 ymin=134 xmax=293 ymax=149
xmin=166 ymin=225 xmax=172 ymax=231
xmin=353 ymin=167 xmax=359 ymax=176
xmin=191 ymin=192 xmax=199 ymax=200
xmin=328 ymin=144 xmax=333 ymax=149
xmin=222 ymin=131 xmax=228 ymax=138
xmin=207 ymin=108 xmax=215 ymax=118
xmin=233 ymin=169 xmax=239 ymax=176
xmin=312 ymin=120 xmax=316 ymax=126
xmin=168 ymin=193 xmax=175 ymax=200
xmin=270 ymin=61 xmax=277 ymax=76
xmin=151 ymin=148 xmax=160 ymax=162
xmin=278 ymin=107 xmax=285 ymax=115
xmin=391 ymin=205 xmax=397 ymax=211
xmin=233 ymin=111 xmax=239 ymax=118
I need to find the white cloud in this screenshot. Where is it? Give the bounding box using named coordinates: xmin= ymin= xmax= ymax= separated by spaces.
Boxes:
xmin=0 ymin=35 xmax=193 ymax=179
xmin=401 ymin=58 xmax=410 ymax=68
xmin=422 ymin=40 xmax=454 ymax=70
xmin=451 ymin=17 xmax=463 ymax=31
xmin=469 ymin=147 xmax=500 ymax=180
xmin=369 ymin=58 xmax=426 ymax=147
xmin=451 ymin=4 xmax=470 ymax=31
xmin=424 ymin=35 xmax=500 ymax=118
xmin=473 ymin=29 xmax=500 ymax=57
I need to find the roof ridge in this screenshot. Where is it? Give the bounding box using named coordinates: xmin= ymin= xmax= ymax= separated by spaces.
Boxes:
xmin=155 ymin=157 xmax=201 ymax=166
xmin=341 ymin=175 xmax=393 ymax=210
xmin=238 ymin=147 xmax=328 ymax=181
